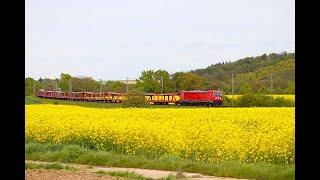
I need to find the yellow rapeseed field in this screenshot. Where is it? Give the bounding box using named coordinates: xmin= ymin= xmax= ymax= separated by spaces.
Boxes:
xmin=26 ymin=105 xmax=294 ymax=164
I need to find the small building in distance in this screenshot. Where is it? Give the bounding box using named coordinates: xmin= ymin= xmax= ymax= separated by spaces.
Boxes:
xmin=118 ymin=79 xmax=138 ymax=85
xmin=102 ymin=79 xmax=139 ymax=85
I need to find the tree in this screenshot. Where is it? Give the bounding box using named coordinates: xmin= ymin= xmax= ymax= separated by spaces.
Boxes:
xmin=239 ymin=82 xmax=253 ymax=94
xmin=261 ymin=54 xmax=267 ymax=60
xmin=154 ymin=70 xmax=174 ymax=93
xmin=104 ymin=81 xmax=126 ymax=92
xmin=25 ymin=77 xmax=35 ymax=96
xmin=40 ymin=78 xmax=56 ymax=90
xmin=71 ymin=76 xmax=100 ymax=92
xmin=58 ymin=73 xmax=72 ymax=91
xmin=171 ymin=72 xmax=185 ymax=92
xmin=121 ymin=90 xmax=149 ymax=108
xmin=135 ymin=69 xmax=176 ymax=93
xmin=285 ymin=82 xmax=295 ymax=94
xmin=135 ymin=70 xmax=157 ymax=93
xmin=172 ymin=72 xmax=207 ymax=91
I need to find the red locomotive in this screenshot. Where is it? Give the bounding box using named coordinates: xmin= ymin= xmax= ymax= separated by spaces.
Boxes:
xmin=179 ymin=90 xmax=223 ymax=106
xmin=37 ymin=89 xmax=223 ymax=106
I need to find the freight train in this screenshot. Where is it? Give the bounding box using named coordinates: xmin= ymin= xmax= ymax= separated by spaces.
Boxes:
xmin=37 ymin=89 xmax=223 ymax=106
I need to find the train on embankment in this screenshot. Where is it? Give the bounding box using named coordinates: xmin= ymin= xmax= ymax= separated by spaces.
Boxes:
xmin=37 ymin=89 xmax=223 ymax=106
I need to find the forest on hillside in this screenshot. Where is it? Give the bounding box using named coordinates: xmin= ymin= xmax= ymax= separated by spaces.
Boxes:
xmin=191 ymin=51 xmax=295 ymax=94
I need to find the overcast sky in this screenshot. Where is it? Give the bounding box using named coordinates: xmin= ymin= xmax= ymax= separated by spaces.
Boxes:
xmin=25 ymin=0 xmax=295 ymax=80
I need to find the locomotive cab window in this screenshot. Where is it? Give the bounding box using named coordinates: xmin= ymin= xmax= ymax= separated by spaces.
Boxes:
xmin=214 ymin=92 xmax=222 ymax=97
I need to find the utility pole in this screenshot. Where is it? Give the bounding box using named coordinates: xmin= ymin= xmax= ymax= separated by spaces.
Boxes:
xmin=69 ymin=79 xmax=72 ymax=100
xmin=161 ymin=76 xmax=164 ymax=93
xmin=232 ymin=74 xmax=234 ymax=107
xmin=126 ymin=77 xmax=129 ymax=93
xmin=100 ymin=79 xmax=102 ymax=93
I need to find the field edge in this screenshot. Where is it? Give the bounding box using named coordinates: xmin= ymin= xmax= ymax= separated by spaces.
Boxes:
xmin=25 ymin=142 xmax=294 ymax=180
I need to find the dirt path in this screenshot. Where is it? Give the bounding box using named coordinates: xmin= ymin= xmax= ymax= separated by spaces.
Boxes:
xmin=26 ymin=160 xmax=247 ymax=180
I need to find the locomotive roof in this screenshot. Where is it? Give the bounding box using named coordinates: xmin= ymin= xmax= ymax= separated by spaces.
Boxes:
xmin=181 ymin=90 xmax=220 ymax=93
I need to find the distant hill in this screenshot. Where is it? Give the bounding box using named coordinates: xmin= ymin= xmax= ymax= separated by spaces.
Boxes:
xmin=190 ymin=52 xmax=295 ymax=94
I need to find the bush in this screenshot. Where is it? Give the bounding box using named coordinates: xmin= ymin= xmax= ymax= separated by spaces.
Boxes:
xmin=222 ymin=95 xmax=232 ymax=106
xmin=237 ymin=94 xmax=271 ymax=107
xmin=53 ymin=101 xmax=59 ymax=105
xmin=237 ymin=94 xmax=294 ymax=107
xmin=273 ymin=97 xmax=294 ymax=107
xmin=121 ymin=91 xmax=150 ymax=108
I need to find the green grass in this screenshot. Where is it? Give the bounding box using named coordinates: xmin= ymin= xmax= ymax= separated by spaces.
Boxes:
xmin=25 ymin=162 xmax=77 ymax=171
xmin=96 ymin=170 xmax=185 ymax=180
xmin=25 ymin=96 xmax=44 ymax=104
xmin=25 ymin=96 xmax=122 ymax=108
xmin=26 ymin=142 xmax=294 ymax=180
xmin=160 ymin=174 xmax=186 ymax=180
xmin=96 ymin=170 xmax=152 ymax=180
xmin=96 ymin=171 xmax=186 ymax=180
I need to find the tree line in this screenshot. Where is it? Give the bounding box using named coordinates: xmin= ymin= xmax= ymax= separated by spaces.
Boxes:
xmin=25 ymin=71 xmax=209 ymax=96
xmin=25 ymin=52 xmax=295 ymax=96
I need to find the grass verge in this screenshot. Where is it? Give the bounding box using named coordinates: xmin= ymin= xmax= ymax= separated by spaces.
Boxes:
xmin=96 ymin=170 xmax=152 ymax=180
xmin=25 ymin=96 xmax=122 ymax=108
xmin=96 ymin=170 xmax=185 ymax=180
xmin=26 ymin=142 xmax=294 ymax=180
xmin=25 ymin=162 xmax=77 ymax=171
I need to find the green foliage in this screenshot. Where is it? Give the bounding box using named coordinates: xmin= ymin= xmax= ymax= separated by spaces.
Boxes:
xmin=104 ymin=81 xmax=126 ymax=92
xmin=273 ymin=97 xmax=295 ymax=107
xmin=192 ymin=52 xmax=295 ymax=94
xmin=25 ymin=162 xmax=65 ymax=170
xmin=136 ymin=70 xmax=208 ymax=93
xmin=38 ymin=78 xmax=58 ymax=91
xmin=71 ymin=76 xmax=100 ymax=92
xmin=136 ymin=69 xmax=174 ymax=93
xmin=285 ymin=82 xmax=295 ymax=94
xmin=222 ymin=95 xmax=232 ymax=106
xmin=25 ymin=162 xmax=77 ymax=171
xmin=96 ymin=170 xmax=152 ymax=180
xmin=136 ymin=70 xmax=160 ymax=93
xmin=122 ymin=90 xmax=150 ymax=108
xmin=25 ymin=77 xmax=35 ymax=96
xmin=236 ymin=94 xmax=294 ymax=107
xmin=58 ymin=73 xmax=72 ymax=91
xmin=239 ymin=83 xmax=253 ymax=94
xmin=154 ymin=70 xmax=175 ymax=93
xmin=25 ymin=96 xmax=43 ymax=104
xmin=171 ymin=72 xmax=208 ymax=91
